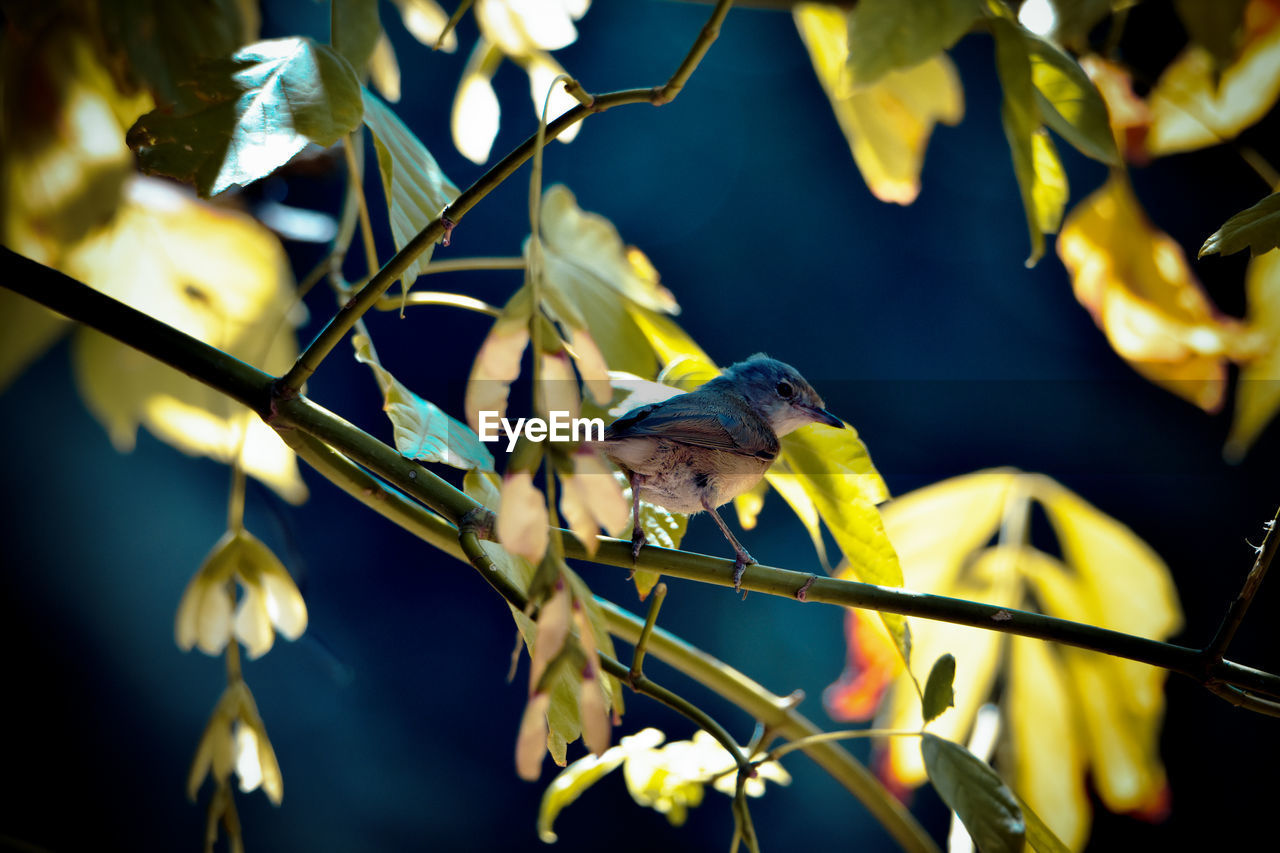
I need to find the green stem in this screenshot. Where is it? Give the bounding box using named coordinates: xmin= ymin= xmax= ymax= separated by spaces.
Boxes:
xmin=629 ymin=582 xmax=667 ymax=681
xmin=279 ymin=0 xmax=738 ymax=393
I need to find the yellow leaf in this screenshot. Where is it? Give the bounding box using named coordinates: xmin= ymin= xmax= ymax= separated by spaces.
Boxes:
xmin=877 ymin=546 xmax=1022 ymax=787
xmin=793 ymin=5 xmax=963 ymax=205
xmin=388 ymin=0 xmax=458 ymax=52
xmin=1057 ymin=174 xmax=1240 ymax=411
xmin=560 ymin=449 xmax=629 ymax=555
xmin=451 ymin=38 xmax=504 ymax=164
xmin=1033 ymin=477 xmax=1183 ymax=643
xmin=516 ymin=691 xmax=552 ymax=780
xmin=474 ymin=0 xmax=586 ymax=57
xmin=520 ymin=50 xmax=582 ymax=143
xmin=1227 ymin=250 xmax=1280 ymax=459
xmin=464 ymin=469 xmax=538 ymax=592
xmin=65 ymin=177 xmax=306 ymax=503
xmin=369 ymin=31 xmax=402 ymax=103
xmin=1007 ymin=634 xmax=1090 ymax=851
xmin=732 ymin=480 xmax=768 ymax=531
xmin=0 ymin=290 xmax=68 ymax=392
xmin=497 ymin=470 xmax=550 ymax=564
xmin=1147 ymin=1 xmax=1280 ymax=156
xmin=538 ymin=735 xmax=646 ymax=842
xmin=1080 ymin=55 xmax=1152 ymax=163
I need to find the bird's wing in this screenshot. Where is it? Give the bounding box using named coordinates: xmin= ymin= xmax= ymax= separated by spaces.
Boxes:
xmin=605 ymin=394 xmax=779 ymax=459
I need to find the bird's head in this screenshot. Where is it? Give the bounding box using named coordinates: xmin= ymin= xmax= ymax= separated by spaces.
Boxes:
xmin=719 ymin=354 xmax=843 ymax=437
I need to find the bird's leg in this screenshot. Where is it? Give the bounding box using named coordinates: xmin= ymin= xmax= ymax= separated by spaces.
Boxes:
xmin=628 ymin=470 xmax=647 ymax=564
xmin=702 ymin=498 xmax=756 ymax=595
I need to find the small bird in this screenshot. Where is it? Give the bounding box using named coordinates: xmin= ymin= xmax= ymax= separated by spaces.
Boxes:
xmin=596 ymin=354 xmax=843 ymax=593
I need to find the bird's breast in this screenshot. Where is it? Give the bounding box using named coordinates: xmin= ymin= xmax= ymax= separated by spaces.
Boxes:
xmin=600 ymin=438 xmax=771 ymax=514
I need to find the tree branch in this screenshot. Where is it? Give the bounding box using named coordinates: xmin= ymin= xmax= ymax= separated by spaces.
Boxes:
xmin=5 ymin=247 xmax=1279 ymax=708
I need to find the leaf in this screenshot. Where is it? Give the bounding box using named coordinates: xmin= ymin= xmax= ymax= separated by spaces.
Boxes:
xmin=1057 ymin=173 xmax=1244 ymax=411
xmin=463 ymin=470 xmax=536 ymax=592
xmin=843 ymin=0 xmax=981 ymax=87
xmin=388 ymin=0 xmax=458 ymax=52
xmin=451 ymin=38 xmax=504 ymax=164
xmin=332 ymin=0 xmax=382 ymax=74
xmin=1007 ymin=633 xmax=1089 ymax=850
xmin=794 ymin=5 xmax=964 ymax=205
xmin=1174 ymin=0 xmax=1250 ymax=69
xmin=63 ymin=176 xmax=306 ymax=503
xmin=369 ymin=31 xmax=402 ymax=102
xmin=1079 ymin=54 xmax=1153 ymax=163
xmin=97 ymin=0 xmax=256 ymax=106
xmin=920 ymin=733 xmax=1026 ymax=853
xmin=352 ymin=334 xmax=494 ymax=470
xmin=774 ymin=423 xmax=904 ymax=661
xmin=992 ymin=18 xmax=1068 ymax=266
xmin=1024 ymin=32 xmax=1120 ymax=165
xmin=1201 ymin=191 xmax=1280 ymax=258
xmin=537 ymin=745 xmax=630 ymax=842
xmin=0 ymin=290 xmax=68 ymax=392
xmin=362 ymin=87 xmax=462 ymax=289
xmin=127 ymin=38 xmax=364 ymax=196
xmin=921 ymin=653 xmax=956 ymax=723
xmin=1147 ymin=12 xmax=1280 ymax=156
xmin=1015 ymin=790 xmax=1074 ymax=853
xmin=1227 ymin=250 xmax=1280 ymax=459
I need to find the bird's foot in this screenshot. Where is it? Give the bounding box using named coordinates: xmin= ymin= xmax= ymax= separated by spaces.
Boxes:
xmin=732 ymin=551 xmax=758 ymax=598
xmin=630 ymin=526 xmax=647 ymax=562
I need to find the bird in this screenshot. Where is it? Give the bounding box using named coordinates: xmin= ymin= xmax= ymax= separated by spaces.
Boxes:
xmin=595 ymin=354 xmax=843 ymax=593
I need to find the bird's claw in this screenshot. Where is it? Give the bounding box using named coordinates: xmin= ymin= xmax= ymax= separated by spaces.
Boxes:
xmin=731 ymin=551 xmax=757 ymax=598
xmin=631 ymin=527 xmax=647 ymax=562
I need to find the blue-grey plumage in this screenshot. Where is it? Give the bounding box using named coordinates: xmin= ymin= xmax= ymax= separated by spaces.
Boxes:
xmin=596 ymin=354 xmax=843 ymax=593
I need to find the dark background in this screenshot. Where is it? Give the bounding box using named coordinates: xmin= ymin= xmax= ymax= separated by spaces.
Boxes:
xmin=2 ymin=1 xmax=1278 ymax=851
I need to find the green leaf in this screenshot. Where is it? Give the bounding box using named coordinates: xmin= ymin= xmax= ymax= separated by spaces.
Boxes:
xmin=992 ymin=18 xmax=1068 ymax=267
xmin=0 ymin=289 xmax=69 ymax=392
xmin=362 ymin=88 xmax=461 ymax=290
xmin=921 ymin=653 xmax=956 ymax=723
xmin=921 ymin=733 xmax=1026 ymax=853
xmin=537 ymin=746 xmax=629 ymax=842
xmin=846 ymin=0 xmax=982 ymax=86
xmin=1014 ymin=790 xmax=1073 ymax=853
xmin=1025 ymin=34 xmax=1119 ymax=165
xmin=353 ymin=334 xmax=494 ymax=470
xmin=127 ymin=38 xmax=364 ymax=196
xmin=332 ymin=0 xmax=382 ymax=74
xmin=98 ymin=0 xmax=253 ymax=106
xmin=1200 ymin=192 xmax=1280 ymax=258
xmin=1174 ymin=0 xmax=1249 ymax=70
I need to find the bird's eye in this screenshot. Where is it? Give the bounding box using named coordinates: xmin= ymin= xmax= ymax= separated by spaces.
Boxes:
xmin=776 ymin=381 xmax=794 ymax=398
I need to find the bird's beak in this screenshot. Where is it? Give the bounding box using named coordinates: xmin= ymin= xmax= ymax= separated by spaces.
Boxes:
xmin=806 ymin=405 xmax=844 ymax=429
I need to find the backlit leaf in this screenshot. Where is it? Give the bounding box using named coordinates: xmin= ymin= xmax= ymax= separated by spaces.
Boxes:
xmin=64 ymin=177 xmax=306 ymax=503
xmin=537 ymin=744 xmax=630 ymax=842
xmin=843 ymin=0 xmax=981 ymax=86
xmin=452 ymin=38 xmax=504 ymax=164
xmin=332 ymin=0 xmax=381 ymax=75
xmin=464 ymin=470 xmax=537 ymax=592
xmin=1227 ymin=250 xmax=1280 ymax=458
xmin=1024 ymin=33 xmax=1119 ymax=165
xmin=388 ymin=0 xmax=458 ymax=52
xmin=921 ymin=733 xmax=1026 ymax=853
xmin=922 ymin=653 xmax=956 ymax=724
xmin=369 ymin=31 xmax=402 ymax=102
xmin=1007 ymin=632 xmax=1089 ymax=850
xmin=794 ymin=5 xmax=964 ymax=205
xmin=1147 ymin=4 xmax=1280 ymax=156
xmin=992 ymin=18 xmax=1068 ymax=266
xmin=127 ymin=38 xmax=364 ymax=196
xmin=1079 ymin=55 xmax=1152 ymax=163
xmin=1015 ymin=790 xmax=1075 ymax=853
xmin=352 ymin=334 xmax=494 ymax=470
xmin=363 ymin=87 xmax=462 ymax=290
xmin=0 ymin=290 xmax=68 ymax=392
xmin=1200 ymin=191 xmax=1280 ymax=258
xmin=1057 ymin=173 xmax=1244 ymax=411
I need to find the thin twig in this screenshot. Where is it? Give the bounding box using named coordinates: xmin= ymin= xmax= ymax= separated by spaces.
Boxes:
xmin=629 ymin=582 xmax=668 ymax=682
xmin=1204 ymin=506 xmax=1280 ymax=664
xmin=372 ymin=291 xmax=501 ymax=315
xmin=278 ymin=0 xmax=738 ymax=393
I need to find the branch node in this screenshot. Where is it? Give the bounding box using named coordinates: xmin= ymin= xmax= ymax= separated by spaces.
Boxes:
xmin=795 ymin=575 xmax=816 ymax=601
xmin=460 ymin=506 xmax=496 ymax=541
xmin=440 ymin=216 xmax=457 ymax=248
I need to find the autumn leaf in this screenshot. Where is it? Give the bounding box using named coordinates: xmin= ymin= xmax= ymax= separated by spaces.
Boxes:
xmin=842 ymin=0 xmax=981 ymax=87
xmin=63 ymin=176 xmax=306 ymax=503
xmin=1147 ymin=0 xmax=1280 ymax=156
xmin=794 ymin=4 xmax=964 ymax=205
xmin=1079 ymin=55 xmax=1152 ymax=163
xmin=1057 ymin=173 xmax=1249 ymax=411
xmin=830 ymin=470 xmax=1181 ymax=850
xmin=127 ymin=37 xmax=364 ymax=196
